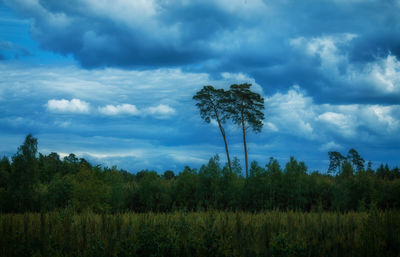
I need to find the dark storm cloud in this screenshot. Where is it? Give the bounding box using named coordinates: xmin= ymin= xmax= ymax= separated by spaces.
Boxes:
xmin=349 ymin=32 xmax=400 ymax=62
xmin=3 ymin=0 xmax=400 ymax=103
xmin=4 ymin=0 xmax=224 ymax=68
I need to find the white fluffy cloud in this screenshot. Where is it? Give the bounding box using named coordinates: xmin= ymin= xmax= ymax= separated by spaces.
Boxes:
xmin=317 ymin=111 xmax=355 ymax=137
xmin=146 ymin=104 xmax=176 ymax=117
xmin=366 ymin=55 xmax=400 ymax=93
xmin=319 ymin=141 xmax=343 ymax=152
xmin=290 ymin=33 xmax=357 ymax=71
xmin=264 ymin=86 xmax=315 ymax=138
xmin=98 ymin=104 xmax=139 ymax=115
xmin=264 ymin=86 xmax=400 ymax=143
xmin=46 ymin=98 xmax=90 ymax=113
xmin=98 ymin=103 xmax=176 ymax=118
xmin=290 ymin=34 xmax=400 ymax=98
xmin=360 ymin=105 xmax=400 ymax=133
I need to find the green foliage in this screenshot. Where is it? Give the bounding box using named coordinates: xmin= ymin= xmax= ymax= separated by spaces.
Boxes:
xmin=47 ymin=175 xmax=73 ymax=210
xmin=347 ymin=148 xmax=365 ymax=172
xmin=193 ymin=85 xmax=233 ymax=174
xmin=329 ymin=149 xmax=366 ymax=174
xmin=0 ymin=157 xmax=11 ymax=188
xmin=163 ymin=170 xmax=175 ymax=180
xmin=228 ymin=83 xmax=265 ymax=177
xmin=228 ymin=83 xmax=264 ymax=133
xmin=133 ymin=171 xmax=172 ymax=212
xmin=62 ymin=153 xmax=79 ymax=175
xmin=38 ymin=152 xmax=61 ymax=183
xmin=1 ymin=135 xmax=400 ymax=214
xmin=328 ymin=151 xmax=345 ymax=174
xmin=173 ymin=166 xmax=200 ymax=210
xmin=193 ymin=85 xmax=231 ymax=124
xmin=9 ymin=134 xmax=39 ymax=212
xmin=270 ymin=232 xmax=307 ymax=257
xmin=71 ymin=167 xmax=111 ymax=212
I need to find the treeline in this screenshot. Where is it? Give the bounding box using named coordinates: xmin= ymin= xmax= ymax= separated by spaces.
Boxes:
xmin=1 ymin=135 xmax=400 ymax=213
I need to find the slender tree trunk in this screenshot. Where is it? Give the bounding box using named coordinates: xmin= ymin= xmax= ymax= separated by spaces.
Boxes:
xmin=241 ymin=109 xmax=248 ymax=178
xmin=215 ymin=110 xmax=232 ymax=174
xmin=218 ymin=124 xmax=232 ymax=174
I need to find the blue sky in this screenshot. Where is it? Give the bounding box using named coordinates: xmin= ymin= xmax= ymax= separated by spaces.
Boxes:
xmin=0 ymin=0 xmax=399 ymax=173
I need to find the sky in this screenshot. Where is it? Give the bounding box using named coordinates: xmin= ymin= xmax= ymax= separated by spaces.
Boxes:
xmin=0 ymin=0 xmax=399 ymax=173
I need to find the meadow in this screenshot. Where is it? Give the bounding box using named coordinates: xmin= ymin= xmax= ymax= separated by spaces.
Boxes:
xmin=1 ymin=209 xmax=399 ymax=257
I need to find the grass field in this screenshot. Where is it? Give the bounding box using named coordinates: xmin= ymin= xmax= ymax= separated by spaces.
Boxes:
xmin=1 ymin=210 xmax=399 ymax=257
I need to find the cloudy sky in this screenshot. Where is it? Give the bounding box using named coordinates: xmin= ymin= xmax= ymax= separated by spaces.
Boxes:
xmin=0 ymin=0 xmax=399 ymax=173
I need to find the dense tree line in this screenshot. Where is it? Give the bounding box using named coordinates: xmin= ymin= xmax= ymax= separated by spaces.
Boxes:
xmin=0 ymin=135 xmax=400 ymax=213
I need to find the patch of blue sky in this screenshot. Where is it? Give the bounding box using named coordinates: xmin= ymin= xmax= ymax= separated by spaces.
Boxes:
xmin=0 ymin=3 xmax=74 ymax=64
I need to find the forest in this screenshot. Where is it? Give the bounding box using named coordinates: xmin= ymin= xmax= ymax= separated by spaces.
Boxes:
xmin=1 ymin=134 xmax=400 ymax=213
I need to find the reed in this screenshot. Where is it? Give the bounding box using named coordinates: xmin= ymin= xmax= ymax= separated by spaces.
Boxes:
xmin=0 ymin=210 xmax=399 ymax=257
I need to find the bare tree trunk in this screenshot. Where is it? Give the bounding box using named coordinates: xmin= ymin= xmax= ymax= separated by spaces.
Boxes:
xmin=219 ymin=124 xmax=232 ymax=174
xmin=241 ymin=110 xmax=248 ymax=178
xmin=215 ymin=109 xmax=232 ymax=174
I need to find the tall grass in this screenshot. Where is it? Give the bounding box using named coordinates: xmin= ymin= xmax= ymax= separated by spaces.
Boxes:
xmin=0 ymin=210 xmax=399 ymax=257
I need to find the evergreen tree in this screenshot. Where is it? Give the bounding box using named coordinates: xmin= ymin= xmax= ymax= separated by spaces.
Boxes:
xmin=0 ymin=156 xmax=11 ymax=188
xmin=228 ymin=83 xmax=264 ymax=178
xmin=328 ymin=151 xmax=345 ymax=174
xmin=193 ymin=85 xmax=233 ymax=174
xmin=347 ymin=148 xmax=365 ymax=172
xmin=10 ymin=134 xmax=39 ymax=211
